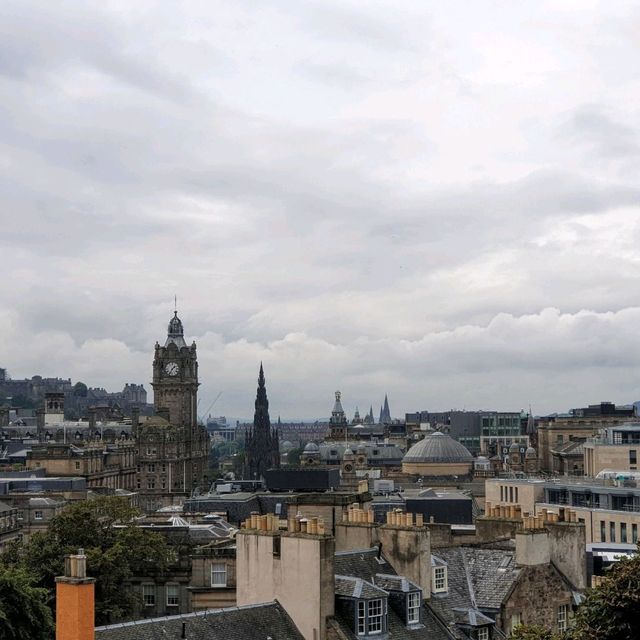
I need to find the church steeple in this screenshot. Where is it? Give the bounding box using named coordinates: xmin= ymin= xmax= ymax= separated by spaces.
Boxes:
xmin=379 ymin=394 xmax=391 ymax=424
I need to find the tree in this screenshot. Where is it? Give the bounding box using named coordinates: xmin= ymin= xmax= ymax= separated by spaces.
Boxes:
xmin=5 ymin=496 xmax=174 ymax=625
xmin=72 ymin=382 xmax=88 ymax=397
xmin=511 ymin=624 xmax=562 ymax=640
xmin=286 ymin=447 xmax=302 ymax=466
xmin=569 ymin=551 xmax=640 ymax=640
xmin=6 ymin=394 xmax=36 ymax=409
xmin=0 ymin=565 xmax=54 ymax=640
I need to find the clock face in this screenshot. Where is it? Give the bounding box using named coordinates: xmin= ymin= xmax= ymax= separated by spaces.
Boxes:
xmin=164 ymin=362 xmax=179 ymax=376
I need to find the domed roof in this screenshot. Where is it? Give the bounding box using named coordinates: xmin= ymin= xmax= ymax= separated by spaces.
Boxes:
xmin=402 ymin=431 xmax=473 ymax=464
xmin=165 ymin=311 xmax=187 ymax=347
xmin=509 ymin=441 xmax=520 ymax=451
xmin=525 ymin=446 xmax=537 ymax=457
xmin=343 ymin=446 xmax=354 ymax=458
xmin=356 ymin=443 xmax=366 ymax=453
xmin=303 ymin=442 xmax=320 ymax=453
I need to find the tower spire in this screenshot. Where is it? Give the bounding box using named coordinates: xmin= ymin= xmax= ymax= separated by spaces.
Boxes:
xmin=245 ymin=363 xmax=279 ymax=479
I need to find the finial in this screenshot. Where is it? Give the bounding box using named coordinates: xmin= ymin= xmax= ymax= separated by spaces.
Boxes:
xmin=174 ymin=294 xmax=177 ymax=313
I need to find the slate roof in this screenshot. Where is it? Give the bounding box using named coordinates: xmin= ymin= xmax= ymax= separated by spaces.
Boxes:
xmin=334 ymin=548 xmax=396 ymax=580
xmin=95 ymin=601 xmax=304 ymax=640
xmin=333 ymin=549 xmax=454 ymax=640
xmin=452 ymin=608 xmax=495 ymax=626
xmin=0 ymin=500 xmax=13 ymax=513
xmin=427 ymin=546 xmax=520 ymax=640
xmin=374 ymin=574 xmax=420 ymax=593
xmin=335 ymin=575 xmax=388 ymax=599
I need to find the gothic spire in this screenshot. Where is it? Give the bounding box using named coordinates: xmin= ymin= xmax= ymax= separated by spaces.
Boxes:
xmin=244 ymin=363 xmax=279 ymax=479
xmin=380 ymin=394 xmax=391 ymax=423
xmin=255 ymin=362 xmax=269 ymax=415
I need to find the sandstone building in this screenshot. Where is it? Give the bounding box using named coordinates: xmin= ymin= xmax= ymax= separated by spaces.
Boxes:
xmin=136 ymin=311 xmax=210 ymax=511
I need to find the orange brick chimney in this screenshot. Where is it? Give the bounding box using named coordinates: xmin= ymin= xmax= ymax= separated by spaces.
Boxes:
xmin=55 ymin=549 xmax=96 ymax=640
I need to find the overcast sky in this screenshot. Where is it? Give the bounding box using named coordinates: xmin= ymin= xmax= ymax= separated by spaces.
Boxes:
xmin=1 ymin=1 xmax=640 ymax=420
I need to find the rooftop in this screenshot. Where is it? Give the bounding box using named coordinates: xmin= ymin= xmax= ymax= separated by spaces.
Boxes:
xmin=95 ymin=601 xmax=304 ymax=640
xmin=403 ymin=432 xmax=473 ymax=464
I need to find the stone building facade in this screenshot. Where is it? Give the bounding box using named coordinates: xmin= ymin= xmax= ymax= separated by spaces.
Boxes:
xmin=136 ymin=311 xmax=209 ymax=511
xmin=26 ymin=442 xmax=136 ymax=490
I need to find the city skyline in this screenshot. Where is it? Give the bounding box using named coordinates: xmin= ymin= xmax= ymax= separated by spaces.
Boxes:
xmin=1 ymin=2 xmax=640 ymax=417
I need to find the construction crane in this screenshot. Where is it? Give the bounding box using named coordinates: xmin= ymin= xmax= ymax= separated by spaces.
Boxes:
xmin=199 ymin=391 xmax=223 ymax=424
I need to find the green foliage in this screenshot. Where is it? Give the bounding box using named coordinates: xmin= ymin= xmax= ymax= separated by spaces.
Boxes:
xmin=72 ymin=382 xmax=88 ymax=397
xmin=3 ymin=394 xmax=36 ymax=409
xmin=569 ymin=551 xmax=640 ymax=640
xmin=510 ymin=624 xmax=562 ymax=640
xmin=0 ymin=565 xmax=54 ymax=640
xmin=286 ymin=447 xmax=302 ymax=466
xmin=3 ymin=496 xmax=173 ymax=626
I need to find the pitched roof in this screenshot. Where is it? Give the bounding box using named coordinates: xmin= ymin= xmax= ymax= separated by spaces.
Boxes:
xmin=0 ymin=500 xmax=13 ymax=513
xmin=551 ymin=439 xmax=585 ymax=457
xmin=427 ymin=546 xmax=521 ymax=639
xmin=335 ymin=575 xmax=388 ymax=599
xmin=95 ymin=601 xmax=304 ymax=640
xmin=334 ymin=548 xmax=396 ymax=580
xmin=373 ymin=574 xmax=420 ymax=593
xmin=332 ymin=550 xmax=453 ymax=640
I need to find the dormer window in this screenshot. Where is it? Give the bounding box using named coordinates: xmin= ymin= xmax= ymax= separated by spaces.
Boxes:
xmin=373 ymin=573 xmax=422 ymax=629
xmin=430 ymin=554 xmax=448 ymax=594
xmin=356 ymin=598 xmax=387 ymax=635
xmin=407 ymin=591 xmax=420 ymax=624
xmin=432 ymin=565 xmax=448 ymax=593
xmin=336 ymin=576 xmax=388 ymax=637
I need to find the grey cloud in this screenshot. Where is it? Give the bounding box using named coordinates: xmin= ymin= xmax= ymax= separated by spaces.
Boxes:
xmin=296 ymin=61 xmax=374 ymax=89
xmin=562 ymin=104 xmax=640 ymax=159
xmin=299 ymin=2 xmax=426 ymax=51
xmin=1 ymin=2 xmax=640 ymax=417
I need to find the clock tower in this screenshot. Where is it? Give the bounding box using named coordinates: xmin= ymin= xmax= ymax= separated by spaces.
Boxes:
xmin=138 ymin=310 xmax=209 ymax=512
xmin=152 ymin=311 xmax=199 ymax=428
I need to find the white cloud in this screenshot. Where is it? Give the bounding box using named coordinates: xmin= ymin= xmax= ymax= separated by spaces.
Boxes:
xmin=1 ymin=1 xmax=640 ymax=418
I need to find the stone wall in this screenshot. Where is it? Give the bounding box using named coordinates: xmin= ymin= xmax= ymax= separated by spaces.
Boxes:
xmin=236 ymin=530 xmax=335 ymax=640
xmin=502 ymin=564 xmax=573 ymax=635
xmin=547 ymin=522 xmax=587 ymax=590
xmin=335 ymin=522 xmax=378 ymax=552
xmin=378 ymin=525 xmax=431 ymax=597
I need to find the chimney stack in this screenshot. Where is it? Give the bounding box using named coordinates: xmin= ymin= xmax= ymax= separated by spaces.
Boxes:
xmin=55 ymin=549 xmax=96 ymax=640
